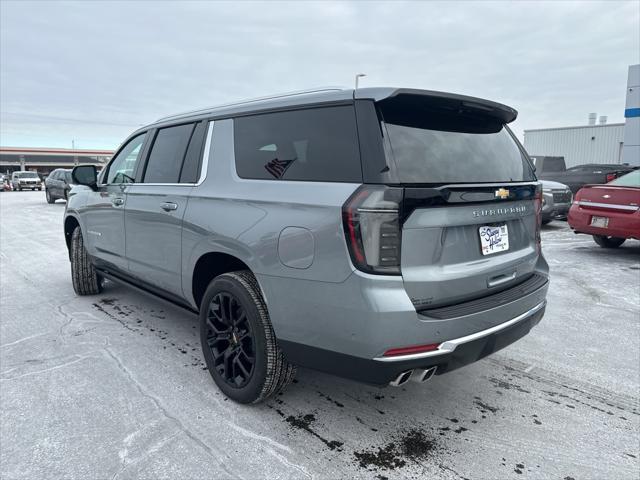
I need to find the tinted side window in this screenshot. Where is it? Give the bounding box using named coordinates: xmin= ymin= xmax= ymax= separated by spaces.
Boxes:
xmin=143 ymin=123 xmax=195 ymax=183
xmin=106 ymin=134 xmax=146 ymax=184
xmin=179 ymin=121 xmax=208 ymax=183
xmin=234 ymin=106 xmax=362 ymax=182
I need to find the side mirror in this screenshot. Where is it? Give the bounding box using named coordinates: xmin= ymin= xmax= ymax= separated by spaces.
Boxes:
xmin=72 ymin=165 xmax=98 ymax=190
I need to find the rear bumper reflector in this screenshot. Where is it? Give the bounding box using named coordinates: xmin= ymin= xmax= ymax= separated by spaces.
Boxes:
xmin=383 ymin=343 xmax=440 ymax=357
xmin=374 ymin=301 xmax=546 ymax=362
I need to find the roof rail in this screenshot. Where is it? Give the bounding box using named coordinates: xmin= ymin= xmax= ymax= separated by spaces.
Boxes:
xmin=156 ymin=86 xmax=348 ymax=122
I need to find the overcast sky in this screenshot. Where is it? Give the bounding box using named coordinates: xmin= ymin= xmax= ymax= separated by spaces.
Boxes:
xmin=1 ymin=0 xmax=638 ymax=150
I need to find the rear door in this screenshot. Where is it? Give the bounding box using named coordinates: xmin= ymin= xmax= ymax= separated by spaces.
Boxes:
xmin=360 ymin=96 xmax=540 ymax=309
xmin=124 ymin=121 xmax=207 ymax=297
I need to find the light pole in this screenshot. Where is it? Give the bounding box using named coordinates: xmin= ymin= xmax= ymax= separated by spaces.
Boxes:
xmin=355 ymin=73 xmax=366 ymax=90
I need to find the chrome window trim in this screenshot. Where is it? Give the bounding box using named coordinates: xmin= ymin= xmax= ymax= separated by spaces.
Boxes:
xmin=98 ymin=121 xmax=214 ymax=188
xmin=576 ymin=200 xmax=638 ymax=211
xmin=373 ymin=300 xmax=547 ymax=362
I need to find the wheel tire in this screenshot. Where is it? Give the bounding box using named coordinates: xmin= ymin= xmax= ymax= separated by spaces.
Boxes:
xmin=45 ymin=189 xmax=55 ymax=204
xmin=38 ymin=187 xmax=42 ymax=191
xmin=70 ymin=226 xmax=102 ymax=295
xmin=64 ymin=189 xmax=69 ymax=201
xmin=541 ymin=218 xmax=551 ymax=225
xmin=200 ymin=271 xmax=296 ymax=404
xmin=593 ymin=235 xmax=625 ymax=248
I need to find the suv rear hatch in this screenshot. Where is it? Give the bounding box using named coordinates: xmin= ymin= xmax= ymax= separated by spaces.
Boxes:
xmin=348 ymin=91 xmax=541 ymax=310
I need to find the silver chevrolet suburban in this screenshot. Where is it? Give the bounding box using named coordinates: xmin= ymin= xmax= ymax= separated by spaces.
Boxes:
xmin=65 ymin=87 xmax=549 ymax=403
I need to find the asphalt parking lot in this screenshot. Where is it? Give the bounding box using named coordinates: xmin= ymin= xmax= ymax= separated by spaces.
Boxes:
xmin=1 ymin=190 xmax=638 ymax=480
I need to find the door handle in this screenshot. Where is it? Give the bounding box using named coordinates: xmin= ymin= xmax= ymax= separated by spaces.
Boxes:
xmin=161 ymin=202 xmax=178 ymax=212
xmin=112 ymin=197 xmax=124 ymax=206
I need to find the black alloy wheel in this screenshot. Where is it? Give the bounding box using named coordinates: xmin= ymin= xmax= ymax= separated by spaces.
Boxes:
xmin=204 ymin=292 xmax=256 ymax=388
xmin=199 ymin=271 xmax=297 ymax=403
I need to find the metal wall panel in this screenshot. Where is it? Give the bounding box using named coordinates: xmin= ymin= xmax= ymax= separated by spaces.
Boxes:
xmin=523 ymin=124 xmax=625 ymax=168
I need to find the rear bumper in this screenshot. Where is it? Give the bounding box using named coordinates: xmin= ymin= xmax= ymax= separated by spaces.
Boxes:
xmin=263 ymin=259 xmax=549 ymax=384
xmin=280 ymin=301 xmax=545 ymax=385
xmin=568 ymin=204 xmax=640 ymax=239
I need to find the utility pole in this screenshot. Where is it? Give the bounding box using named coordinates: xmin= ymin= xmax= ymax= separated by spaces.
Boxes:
xmin=355 ymin=73 xmax=366 ymax=90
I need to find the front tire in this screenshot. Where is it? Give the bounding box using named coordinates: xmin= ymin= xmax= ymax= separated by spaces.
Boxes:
xmin=200 ymin=271 xmax=296 ymax=404
xmin=45 ymin=189 xmax=55 ymax=204
xmin=593 ymin=235 xmax=625 ymax=248
xmin=70 ymin=226 xmax=102 ymax=295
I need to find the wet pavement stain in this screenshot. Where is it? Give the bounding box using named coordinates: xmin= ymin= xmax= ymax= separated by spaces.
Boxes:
xmin=93 ymin=297 xmax=207 ymax=369
xmin=317 ymin=391 xmax=345 ymax=408
xmin=284 ymin=413 xmax=344 ymax=451
xmin=489 ymin=377 xmax=531 ymax=394
xmin=473 ymin=397 xmax=499 ymax=414
xmin=353 ymin=428 xmax=439 ymax=473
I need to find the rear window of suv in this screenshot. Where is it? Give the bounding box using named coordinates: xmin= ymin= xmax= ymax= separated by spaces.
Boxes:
xmin=233 ymin=106 xmax=362 ymax=182
xmin=378 ymin=103 xmax=535 ymax=184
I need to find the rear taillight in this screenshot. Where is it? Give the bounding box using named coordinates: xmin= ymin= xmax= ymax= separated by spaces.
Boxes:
xmin=342 ymin=185 xmax=403 ymax=275
xmin=606 ymin=173 xmax=617 ymax=183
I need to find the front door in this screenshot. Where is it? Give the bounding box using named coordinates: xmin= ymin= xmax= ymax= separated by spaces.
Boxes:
xmin=82 ymin=133 xmax=147 ymax=272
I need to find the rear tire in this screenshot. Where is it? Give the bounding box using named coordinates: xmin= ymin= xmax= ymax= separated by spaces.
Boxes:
xmin=200 ymin=271 xmax=296 ymax=404
xmin=541 ymin=218 xmax=551 ymax=225
xmin=46 ymin=189 xmax=55 ymax=204
xmin=70 ymin=226 xmax=102 ymax=295
xmin=593 ymin=235 xmax=625 ymax=248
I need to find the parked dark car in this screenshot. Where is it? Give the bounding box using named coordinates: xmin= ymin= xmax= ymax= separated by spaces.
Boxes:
xmin=45 ymin=168 xmax=74 ymax=203
xmin=568 ymin=170 xmax=640 ymax=248
xmin=530 ymin=156 xmax=636 ymax=194
xmin=541 ymin=179 xmax=572 ymax=224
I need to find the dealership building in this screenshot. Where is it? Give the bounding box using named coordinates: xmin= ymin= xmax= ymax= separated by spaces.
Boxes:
xmin=524 ymin=64 xmax=640 ymax=168
xmin=0 ymin=146 xmax=113 ymax=177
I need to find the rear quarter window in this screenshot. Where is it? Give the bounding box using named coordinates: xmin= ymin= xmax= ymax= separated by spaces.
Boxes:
xmin=233 ymin=106 xmax=362 ymax=183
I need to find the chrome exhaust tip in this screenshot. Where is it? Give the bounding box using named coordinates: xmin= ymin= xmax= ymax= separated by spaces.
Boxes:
xmin=409 ymin=366 xmax=437 ymax=383
xmin=389 ymin=370 xmax=412 ymax=387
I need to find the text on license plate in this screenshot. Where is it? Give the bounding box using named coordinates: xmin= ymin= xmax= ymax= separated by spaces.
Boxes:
xmin=479 ymin=224 xmax=509 ymax=255
xmin=590 ymin=216 xmax=609 ymax=228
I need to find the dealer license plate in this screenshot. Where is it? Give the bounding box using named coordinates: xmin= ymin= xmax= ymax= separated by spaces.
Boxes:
xmin=590 ymin=216 xmax=609 ymax=228
xmin=479 ymin=224 xmax=509 ymax=256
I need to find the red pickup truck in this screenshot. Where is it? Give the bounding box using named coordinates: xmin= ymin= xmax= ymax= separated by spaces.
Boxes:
xmin=568 ymin=170 xmax=640 ymax=248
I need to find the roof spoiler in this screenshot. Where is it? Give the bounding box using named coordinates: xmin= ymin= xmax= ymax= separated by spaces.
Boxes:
xmin=359 ymin=88 xmax=518 ymax=124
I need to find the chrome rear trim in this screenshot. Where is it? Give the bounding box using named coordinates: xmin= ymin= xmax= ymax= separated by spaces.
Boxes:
xmin=374 ymin=301 xmax=546 ymax=363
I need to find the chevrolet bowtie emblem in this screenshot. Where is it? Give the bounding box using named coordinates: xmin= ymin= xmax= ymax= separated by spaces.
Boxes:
xmin=495 ymin=188 xmax=510 ymax=199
